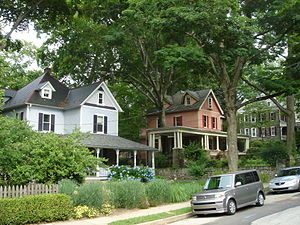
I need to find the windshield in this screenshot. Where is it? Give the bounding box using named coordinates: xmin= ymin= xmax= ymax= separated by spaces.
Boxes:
xmin=278 ymin=168 xmax=300 ymax=177
xmin=204 ymin=175 xmax=233 ymax=190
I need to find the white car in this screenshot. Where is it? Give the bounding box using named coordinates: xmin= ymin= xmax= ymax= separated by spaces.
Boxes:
xmin=269 ymin=167 xmax=300 ymax=193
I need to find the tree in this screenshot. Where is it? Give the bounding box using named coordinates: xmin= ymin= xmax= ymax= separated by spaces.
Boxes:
xmin=0 ymin=116 xmax=104 ymax=185
xmin=0 ymin=41 xmax=42 ymax=89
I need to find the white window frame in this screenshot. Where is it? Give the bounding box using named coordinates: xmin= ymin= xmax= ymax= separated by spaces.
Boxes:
xmin=244 ymin=114 xmax=249 ymax=122
xmin=174 ymin=116 xmax=182 ymax=126
xmin=208 ymin=96 xmax=212 ymax=109
xmin=203 ymin=115 xmax=208 ymax=128
xmin=251 ymin=128 xmax=257 ymax=137
xmin=212 ymin=117 xmax=217 ymax=129
xmin=42 ymin=113 xmax=51 ymax=131
xmin=42 ymin=88 xmax=52 ymax=99
xmin=251 ymin=115 xmax=256 ymax=123
xmin=269 ymin=112 xmax=275 ymax=121
xmin=240 ymin=129 xmax=244 ymax=135
xmin=245 ymin=128 xmax=250 ymax=136
xmin=98 ymin=92 xmax=104 ymax=105
xmin=96 ymin=115 xmax=105 ymax=133
xmin=261 ymin=127 xmax=266 ymax=137
xmin=271 ymin=126 xmax=276 ymax=136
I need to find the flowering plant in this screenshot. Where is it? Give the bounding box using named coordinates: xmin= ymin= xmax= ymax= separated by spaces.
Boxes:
xmin=108 ymin=165 xmax=154 ymax=182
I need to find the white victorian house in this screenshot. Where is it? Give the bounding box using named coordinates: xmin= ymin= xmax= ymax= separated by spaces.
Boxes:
xmin=2 ymin=68 xmax=157 ymax=179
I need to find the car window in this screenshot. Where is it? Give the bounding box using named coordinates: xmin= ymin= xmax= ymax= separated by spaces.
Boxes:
xmin=278 ymin=168 xmax=300 ymax=177
xmin=252 ymin=171 xmax=260 ymax=182
xmin=205 ymin=175 xmax=233 ymax=190
xmin=244 ymin=172 xmax=254 ymax=184
xmin=235 ymin=174 xmax=246 ymax=185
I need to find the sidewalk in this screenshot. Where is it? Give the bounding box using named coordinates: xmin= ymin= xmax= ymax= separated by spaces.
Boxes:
xmin=41 ymin=201 xmax=191 ymax=225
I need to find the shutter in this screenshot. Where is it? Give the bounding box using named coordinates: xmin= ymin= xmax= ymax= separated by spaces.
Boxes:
xmin=38 ymin=113 xmax=43 ymax=131
xmin=51 ymin=114 xmax=55 ymax=132
xmin=93 ymin=115 xmax=97 ymax=133
xmin=20 ymin=112 xmax=24 ymax=120
xmin=104 ymin=116 xmax=108 ymax=134
xmin=173 ymin=117 xmax=176 ymax=126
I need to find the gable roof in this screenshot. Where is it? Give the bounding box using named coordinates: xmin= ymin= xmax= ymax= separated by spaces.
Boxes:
xmin=148 ymin=89 xmax=223 ymax=115
xmin=2 ymin=70 xmax=122 ymax=112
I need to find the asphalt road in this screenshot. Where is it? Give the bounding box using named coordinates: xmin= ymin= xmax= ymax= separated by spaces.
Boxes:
xmin=170 ymin=192 xmax=300 ymax=225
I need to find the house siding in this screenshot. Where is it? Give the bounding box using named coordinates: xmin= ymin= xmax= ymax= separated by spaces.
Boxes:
xmin=80 ymin=105 xmax=118 ymax=135
xmin=28 ymin=105 xmax=65 ymax=134
xmin=2 ymin=106 xmax=27 ymax=120
xmin=86 ymin=89 xmax=115 ymax=107
xmin=64 ymin=108 xmax=81 ymax=133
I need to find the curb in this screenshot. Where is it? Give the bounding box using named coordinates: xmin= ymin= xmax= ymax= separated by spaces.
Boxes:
xmin=138 ymin=212 xmax=193 ymax=225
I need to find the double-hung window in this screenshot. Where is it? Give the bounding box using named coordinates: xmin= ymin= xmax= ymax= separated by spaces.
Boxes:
xmin=203 ymin=115 xmax=208 ymax=128
xmin=208 ymin=96 xmax=212 ymax=109
xmin=38 ymin=113 xmax=55 ymax=132
xmin=212 ymin=117 xmax=217 ymax=129
xmin=93 ymin=115 xmax=107 ymax=134
xmin=174 ymin=116 xmax=183 ymax=126
xmin=98 ymin=92 xmax=103 ymax=104
xmin=251 ymin=128 xmax=257 ymax=137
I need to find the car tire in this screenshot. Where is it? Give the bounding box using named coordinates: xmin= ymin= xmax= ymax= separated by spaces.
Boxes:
xmin=256 ymin=192 xmax=264 ymax=206
xmin=226 ymin=199 xmax=236 ymax=215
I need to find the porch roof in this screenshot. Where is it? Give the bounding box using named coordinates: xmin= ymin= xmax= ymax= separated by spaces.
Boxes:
xmin=82 ymin=134 xmax=158 ymax=151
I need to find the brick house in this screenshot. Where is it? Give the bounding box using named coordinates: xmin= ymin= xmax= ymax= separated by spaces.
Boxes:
xmin=145 ymin=89 xmax=249 ymax=166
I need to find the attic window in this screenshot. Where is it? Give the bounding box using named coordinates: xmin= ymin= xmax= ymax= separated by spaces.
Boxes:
xmin=42 ymin=88 xmax=52 ymax=99
xmin=208 ymin=96 xmax=212 ymax=109
xmin=185 ymin=96 xmax=191 ymax=105
xmin=98 ymin=92 xmax=103 ymax=104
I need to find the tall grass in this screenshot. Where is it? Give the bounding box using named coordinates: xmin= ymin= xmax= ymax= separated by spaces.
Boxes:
xmin=107 ymin=180 xmax=147 ymax=208
xmin=58 ymin=179 xmax=77 ymax=197
xmin=146 ymin=179 xmax=171 ymax=205
xmin=170 ymin=181 xmax=203 ymax=203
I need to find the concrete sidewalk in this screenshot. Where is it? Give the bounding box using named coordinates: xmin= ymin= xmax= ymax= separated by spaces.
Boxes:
xmin=41 ymin=201 xmax=191 ymax=225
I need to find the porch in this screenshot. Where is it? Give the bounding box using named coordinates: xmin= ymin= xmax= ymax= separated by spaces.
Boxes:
xmin=147 ymin=126 xmax=249 ymax=166
xmin=82 ymin=134 xmax=158 ymax=180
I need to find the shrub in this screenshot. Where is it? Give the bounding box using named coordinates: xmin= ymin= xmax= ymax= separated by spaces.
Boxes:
xmin=58 ymin=179 xmax=78 ymax=197
xmin=108 ymin=166 xmax=154 ymax=182
xmin=0 ymin=194 xmax=73 ymax=225
xmin=72 ymin=182 xmax=106 ymax=209
xmin=74 ymin=205 xmax=98 ymax=219
xmin=146 ymin=179 xmax=171 ymax=205
xmin=155 ymin=153 xmax=169 ymax=168
xmin=107 ymin=180 xmax=147 ymax=208
xmin=259 ymin=172 xmax=271 ymax=183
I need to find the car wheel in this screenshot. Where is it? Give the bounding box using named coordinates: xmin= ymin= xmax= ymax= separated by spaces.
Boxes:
xmin=256 ymin=192 xmax=264 ymax=206
xmin=226 ymin=199 xmax=236 ymax=215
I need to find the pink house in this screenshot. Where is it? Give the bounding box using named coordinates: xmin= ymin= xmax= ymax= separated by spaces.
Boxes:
xmin=146 ymin=89 xmax=249 ymax=166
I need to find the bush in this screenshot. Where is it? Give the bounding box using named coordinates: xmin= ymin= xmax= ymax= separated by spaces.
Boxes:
xmin=146 ymin=179 xmax=171 ymax=205
xmin=107 ymin=180 xmax=147 ymax=208
xmin=259 ymin=172 xmax=271 ymax=183
xmin=260 ymin=141 xmax=289 ymax=167
xmin=58 ymin=179 xmax=78 ymax=197
xmin=155 ymin=153 xmax=169 ymax=168
xmin=0 ymin=194 xmax=73 ymax=225
xmin=72 ymin=182 xmax=106 ymax=209
xmin=108 ymin=166 xmax=154 ymax=182
xmin=100 ymin=203 xmax=115 ymax=216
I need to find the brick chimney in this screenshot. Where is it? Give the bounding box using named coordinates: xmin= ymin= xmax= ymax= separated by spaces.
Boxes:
xmin=44 ymin=68 xmax=51 ymax=75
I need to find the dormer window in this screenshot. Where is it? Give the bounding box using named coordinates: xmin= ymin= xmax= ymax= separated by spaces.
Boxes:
xmin=185 ymin=96 xmax=191 ymax=105
xmin=98 ymin=92 xmax=104 ymax=104
xmin=42 ymin=88 xmax=52 ymax=99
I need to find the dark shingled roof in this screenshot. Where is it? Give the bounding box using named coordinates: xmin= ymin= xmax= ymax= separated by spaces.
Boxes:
xmin=148 ymin=89 xmax=211 ymax=115
xmin=3 ymin=70 xmax=101 ymax=110
xmin=82 ymin=134 xmax=157 ymax=151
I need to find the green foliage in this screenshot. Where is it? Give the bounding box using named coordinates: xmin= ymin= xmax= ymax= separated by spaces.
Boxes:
xmin=108 ymin=165 xmax=154 ymax=182
xmin=145 ymin=179 xmax=171 ymax=206
xmin=183 ymin=143 xmax=209 ymax=178
xmin=170 ymin=181 xmax=203 ymax=203
xmin=239 ymin=158 xmax=269 ymax=167
xmin=259 ymin=172 xmax=271 ymax=183
xmin=100 ymin=203 xmax=115 ymax=216
xmin=72 ymin=182 xmax=106 ymax=209
xmin=155 ymin=153 xmax=169 ymax=168
xmin=107 ymin=180 xmax=147 ymax=209
xmin=73 ymin=205 xmax=98 ymax=219
xmin=260 ymin=141 xmax=289 ymax=167
xmin=0 ymin=115 xmax=103 ymax=185
xmin=58 ymin=179 xmax=78 ymax=197
xmin=0 ymin=194 xmax=73 ymax=225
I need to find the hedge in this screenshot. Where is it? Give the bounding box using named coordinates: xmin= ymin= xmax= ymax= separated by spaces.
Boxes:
xmin=0 ymin=194 xmax=73 ymax=225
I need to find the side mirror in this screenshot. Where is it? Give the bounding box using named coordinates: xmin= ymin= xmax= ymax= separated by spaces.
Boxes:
xmin=275 ymin=174 xmax=278 ymax=177
xmin=235 ymin=181 xmax=242 ymax=187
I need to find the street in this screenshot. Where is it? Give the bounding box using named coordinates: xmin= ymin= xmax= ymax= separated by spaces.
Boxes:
xmin=170 ymin=192 xmax=300 ymax=225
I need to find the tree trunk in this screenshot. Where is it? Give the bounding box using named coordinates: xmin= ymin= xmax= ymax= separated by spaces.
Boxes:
xmin=286 ymin=95 xmax=296 ymax=165
xmin=159 ymin=106 xmax=167 ymax=127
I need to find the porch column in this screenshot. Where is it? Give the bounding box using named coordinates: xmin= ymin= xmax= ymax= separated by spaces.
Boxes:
xmin=116 ymin=149 xmax=120 ymax=166
xmin=149 ymin=133 xmax=155 ymax=148
xmin=201 ymin=136 xmax=204 ymax=149
xmin=245 ymin=138 xmax=250 ymax=151
xmin=173 ymin=132 xmax=178 ymax=149
xmin=96 ymin=148 xmax=101 ymax=177
xmin=158 ymin=136 xmax=162 ymax=151
xmin=204 ymin=135 xmax=209 ymax=150
xmin=134 ymin=150 xmax=137 ymax=168
xmin=151 ymin=151 xmax=155 ymax=169
xmin=216 ymin=136 xmax=220 ymax=150
xmin=178 ymin=132 xmax=183 ymax=148
xmin=226 ymin=138 xmax=228 ymax=150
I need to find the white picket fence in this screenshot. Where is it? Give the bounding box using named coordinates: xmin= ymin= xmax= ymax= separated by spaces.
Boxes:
xmin=0 ymin=184 xmax=59 ymax=198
